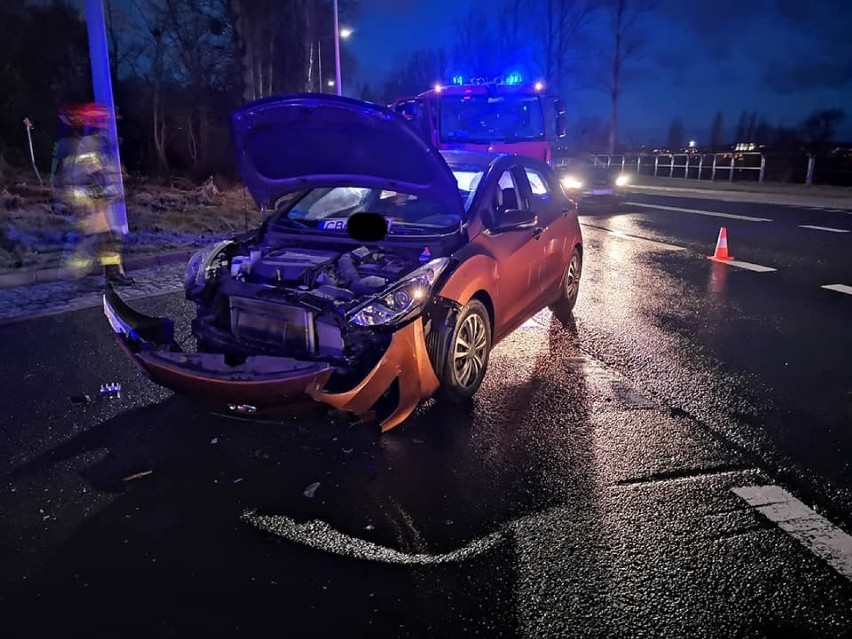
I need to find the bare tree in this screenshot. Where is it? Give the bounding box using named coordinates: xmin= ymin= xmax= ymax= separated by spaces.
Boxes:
xmin=710 ymin=111 xmax=724 ymax=149
xmin=598 ymin=0 xmax=656 ymax=153
xmin=383 ymin=48 xmax=449 ymax=102
xmin=667 ymin=117 xmax=683 ymax=150
xmin=735 ymin=110 xmax=748 ymax=142
xmin=538 ymin=0 xmax=597 ymax=91
xmin=799 ymin=108 xmax=846 ymax=149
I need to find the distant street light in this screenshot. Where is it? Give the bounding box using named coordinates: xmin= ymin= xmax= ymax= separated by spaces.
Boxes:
xmin=317 ymin=24 xmax=352 ymax=94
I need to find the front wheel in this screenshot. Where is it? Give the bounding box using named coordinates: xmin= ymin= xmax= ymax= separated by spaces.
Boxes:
xmin=435 ymin=299 xmax=492 ymax=403
xmin=550 ymin=247 xmax=582 ymax=316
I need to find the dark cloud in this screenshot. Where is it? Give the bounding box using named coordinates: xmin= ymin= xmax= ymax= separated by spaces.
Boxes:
xmin=656 ymin=0 xmax=852 ymax=93
xmin=760 ymin=0 xmax=852 ymax=92
xmin=656 ymin=0 xmax=773 ymax=57
xmin=763 ymin=57 xmax=852 ymax=94
xmin=358 ymin=0 xmax=420 ymax=12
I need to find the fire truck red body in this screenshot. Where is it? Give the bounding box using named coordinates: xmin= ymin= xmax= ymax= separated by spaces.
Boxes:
xmin=390 ymin=76 xmax=568 ymax=166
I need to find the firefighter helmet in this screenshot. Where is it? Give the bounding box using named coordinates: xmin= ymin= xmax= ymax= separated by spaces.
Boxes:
xmin=59 ymin=103 xmax=110 ymax=130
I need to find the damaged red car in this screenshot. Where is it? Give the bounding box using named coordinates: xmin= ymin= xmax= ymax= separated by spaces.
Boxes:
xmin=103 ymin=94 xmax=583 ymax=431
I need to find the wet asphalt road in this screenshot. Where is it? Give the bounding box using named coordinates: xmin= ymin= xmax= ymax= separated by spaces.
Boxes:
xmin=1 ymin=191 xmax=851 ymax=637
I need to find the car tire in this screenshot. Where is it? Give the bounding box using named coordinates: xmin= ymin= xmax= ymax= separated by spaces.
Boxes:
xmin=435 ymin=299 xmax=492 ymax=404
xmin=550 ymin=247 xmax=582 ymax=316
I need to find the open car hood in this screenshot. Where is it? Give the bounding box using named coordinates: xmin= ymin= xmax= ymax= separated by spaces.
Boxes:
xmin=231 ymin=94 xmax=465 ymax=217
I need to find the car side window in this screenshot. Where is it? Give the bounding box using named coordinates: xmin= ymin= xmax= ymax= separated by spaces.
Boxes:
xmin=525 ymin=168 xmax=552 ymax=201
xmin=491 ymin=170 xmax=521 ymax=226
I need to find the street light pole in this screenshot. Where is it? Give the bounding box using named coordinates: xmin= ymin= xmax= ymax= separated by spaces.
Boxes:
xmin=317 ymin=39 xmax=323 ymax=93
xmin=84 ymin=0 xmax=128 ymax=234
xmin=333 ymin=0 xmax=342 ymax=96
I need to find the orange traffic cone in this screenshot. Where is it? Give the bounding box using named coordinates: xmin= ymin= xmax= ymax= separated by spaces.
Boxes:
xmin=708 ymin=226 xmax=734 ymax=261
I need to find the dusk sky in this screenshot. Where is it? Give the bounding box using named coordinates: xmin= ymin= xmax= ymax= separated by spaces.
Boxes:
xmin=350 ymin=0 xmax=852 ymax=144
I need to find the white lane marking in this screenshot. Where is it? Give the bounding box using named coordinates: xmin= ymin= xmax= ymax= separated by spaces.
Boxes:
xmin=708 ymin=258 xmax=777 ymax=272
xmin=579 ymin=222 xmax=687 ymax=251
xmin=733 ymin=485 xmax=852 ymax=582
xmin=822 ymin=284 xmax=852 ymax=296
xmin=606 ymin=229 xmax=687 ymax=251
xmin=799 ymin=225 xmax=850 ymax=233
xmin=625 ymin=201 xmax=774 ymax=222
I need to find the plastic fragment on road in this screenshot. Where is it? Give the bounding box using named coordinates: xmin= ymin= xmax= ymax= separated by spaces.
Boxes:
xmin=211 ymin=437 xmax=219 ymax=444
xmin=122 ymin=469 xmax=153 ymax=482
xmin=100 ymin=382 xmax=122 ymax=399
xmin=303 ymin=482 xmax=321 ymax=498
xmin=70 ymin=394 xmax=93 ymax=405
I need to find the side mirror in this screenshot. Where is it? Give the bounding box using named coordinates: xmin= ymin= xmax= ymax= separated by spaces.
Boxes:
xmin=493 ymin=208 xmax=538 ymax=233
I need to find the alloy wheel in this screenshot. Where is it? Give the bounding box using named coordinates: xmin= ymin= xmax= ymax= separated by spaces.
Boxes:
xmin=453 ymin=312 xmax=488 ymax=389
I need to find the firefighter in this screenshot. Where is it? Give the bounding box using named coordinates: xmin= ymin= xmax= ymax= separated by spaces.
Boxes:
xmin=52 ymin=103 xmax=135 ymax=287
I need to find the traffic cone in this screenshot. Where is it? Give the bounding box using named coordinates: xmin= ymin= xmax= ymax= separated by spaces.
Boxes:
xmin=708 ymin=226 xmax=734 ymax=261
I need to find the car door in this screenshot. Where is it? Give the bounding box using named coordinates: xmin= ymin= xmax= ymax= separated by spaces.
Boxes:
xmin=521 ymin=165 xmax=571 ymax=296
xmin=481 ymin=165 xmax=547 ymax=338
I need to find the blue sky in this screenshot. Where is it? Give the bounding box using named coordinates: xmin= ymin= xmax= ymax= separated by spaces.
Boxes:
xmin=350 ymin=0 xmax=852 ymax=144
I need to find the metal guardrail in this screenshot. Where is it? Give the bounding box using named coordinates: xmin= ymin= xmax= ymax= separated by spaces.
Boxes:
xmin=583 ymin=152 xmax=840 ymax=186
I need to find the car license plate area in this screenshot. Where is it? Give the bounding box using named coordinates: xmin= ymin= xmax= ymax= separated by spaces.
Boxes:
xmin=229 ymin=297 xmax=316 ymax=354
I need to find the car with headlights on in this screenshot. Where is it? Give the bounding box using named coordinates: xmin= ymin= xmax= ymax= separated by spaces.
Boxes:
xmin=103 ymin=94 xmax=583 ymax=431
xmin=553 ymin=156 xmax=630 ymax=205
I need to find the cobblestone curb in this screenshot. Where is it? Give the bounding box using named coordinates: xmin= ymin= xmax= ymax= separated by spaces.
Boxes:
xmin=0 ymin=250 xmax=192 ymax=290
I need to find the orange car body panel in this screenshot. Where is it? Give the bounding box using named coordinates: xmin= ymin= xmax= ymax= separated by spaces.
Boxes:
xmin=310 ymin=317 xmax=440 ymax=431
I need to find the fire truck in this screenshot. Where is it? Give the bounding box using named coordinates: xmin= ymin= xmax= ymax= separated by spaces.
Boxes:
xmin=390 ymin=74 xmax=568 ymax=166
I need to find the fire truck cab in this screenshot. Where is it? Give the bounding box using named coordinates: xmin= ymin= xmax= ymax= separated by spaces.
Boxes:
xmin=390 ymin=75 xmax=568 ymax=166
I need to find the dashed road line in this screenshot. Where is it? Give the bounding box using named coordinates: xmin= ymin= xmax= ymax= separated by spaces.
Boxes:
xmin=606 ymin=229 xmax=687 ymax=251
xmin=821 ymin=284 xmax=852 ymax=296
xmin=799 ymin=225 xmax=850 ymax=233
xmin=708 ymin=258 xmax=777 ymax=272
xmin=624 ymin=201 xmax=774 ymax=223
xmin=733 ymin=485 xmax=852 ymax=582
xmin=579 ymin=222 xmax=686 ymax=251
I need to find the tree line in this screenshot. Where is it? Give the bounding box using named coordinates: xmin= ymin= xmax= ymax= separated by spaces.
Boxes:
xmin=1 ymin=0 xmax=844 ymax=183
xmin=0 ymin=0 xmax=358 ymax=183
xmin=2 ymin=0 xmax=663 ymax=181
xmin=665 ymin=109 xmax=847 ymax=153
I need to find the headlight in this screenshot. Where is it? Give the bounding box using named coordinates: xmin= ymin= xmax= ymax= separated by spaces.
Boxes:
xmin=561 ymin=175 xmax=583 ymax=189
xmin=349 ymin=257 xmax=450 ymax=327
xmin=184 ymin=240 xmax=232 ymax=294
xmin=615 ymin=174 xmax=629 ymax=187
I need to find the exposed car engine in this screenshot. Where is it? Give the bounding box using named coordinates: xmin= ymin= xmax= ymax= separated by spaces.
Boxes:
xmin=187 ymin=242 xmax=431 ymax=366
xmin=227 ymin=245 xmax=419 ymax=307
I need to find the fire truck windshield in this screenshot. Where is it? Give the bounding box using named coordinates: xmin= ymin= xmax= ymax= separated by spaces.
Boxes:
xmin=439 ymin=94 xmax=545 ymax=144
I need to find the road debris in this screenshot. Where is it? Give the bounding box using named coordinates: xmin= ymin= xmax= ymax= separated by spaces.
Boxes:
xmin=69 ymin=394 xmax=93 ymax=405
xmin=303 ymin=482 xmax=320 ymax=498
xmin=122 ymin=469 xmax=153 ymax=482
xmin=210 ymin=437 xmax=219 ymax=445
xmin=100 ymin=382 xmax=122 ymax=399
xmin=233 ymin=477 xmax=244 ymax=484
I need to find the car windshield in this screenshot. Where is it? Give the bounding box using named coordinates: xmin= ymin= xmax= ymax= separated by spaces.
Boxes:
xmin=450 ymin=167 xmax=485 ymax=211
xmin=439 ymin=94 xmax=545 ymax=144
xmin=274 ymin=187 xmax=462 ymax=235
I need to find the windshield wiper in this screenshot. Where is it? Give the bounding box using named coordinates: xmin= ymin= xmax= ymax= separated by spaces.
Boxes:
xmin=388 ymin=222 xmax=457 ymax=235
